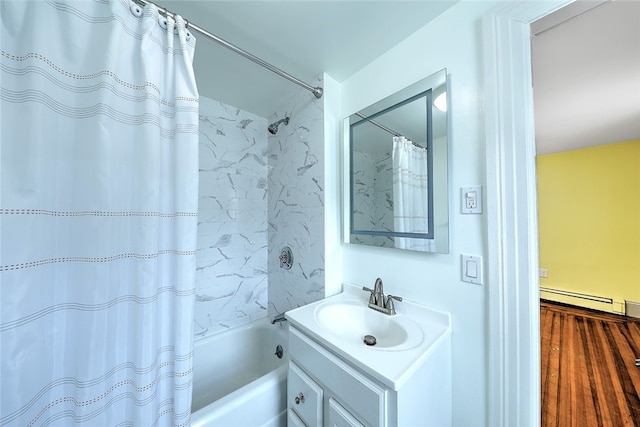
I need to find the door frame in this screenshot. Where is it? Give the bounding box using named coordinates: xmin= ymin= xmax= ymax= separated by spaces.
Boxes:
xmin=483 ymin=1 xmax=571 ymax=426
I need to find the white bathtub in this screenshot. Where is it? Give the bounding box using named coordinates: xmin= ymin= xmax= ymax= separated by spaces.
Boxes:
xmin=190 ymin=319 xmax=288 ymax=427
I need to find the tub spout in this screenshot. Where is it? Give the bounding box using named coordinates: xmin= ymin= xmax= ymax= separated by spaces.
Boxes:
xmin=271 ymin=313 xmax=287 ymax=324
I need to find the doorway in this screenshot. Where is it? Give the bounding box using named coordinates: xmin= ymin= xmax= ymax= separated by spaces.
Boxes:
xmin=483 ymin=1 xmax=637 ymax=425
xmin=531 ymin=1 xmax=640 ymax=424
xmin=532 ymin=0 xmax=640 ymax=316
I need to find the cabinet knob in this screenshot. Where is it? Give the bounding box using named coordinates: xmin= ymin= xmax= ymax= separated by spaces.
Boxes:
xmin=294 ymin=392 xmax=305 ymax=405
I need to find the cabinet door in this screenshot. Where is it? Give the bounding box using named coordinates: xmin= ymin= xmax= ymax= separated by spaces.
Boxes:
xmin=288 ymin=409 xmax=307 ymax=427
xmin=328 ymin=398 xmax=365 ymax=427
xmin=289 ymin=327 xmax=387 ymax=426
xmin=288 ymin=362 xmax=323 ymax=426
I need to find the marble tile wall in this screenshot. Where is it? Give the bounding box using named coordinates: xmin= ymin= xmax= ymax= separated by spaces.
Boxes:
xmin=195 ymin=96 xmax=269 ymax=339
xmin=375 ymin=152 xmax=394 ymax=232
xmin=351 ymin=150 xmax=394 ymax=247
xmin=267 ymin=76 xmax=326 ymax=318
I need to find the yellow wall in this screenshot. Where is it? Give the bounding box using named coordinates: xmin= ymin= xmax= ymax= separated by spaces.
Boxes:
xmin=537 ymin=140 xmax=640 ymax=314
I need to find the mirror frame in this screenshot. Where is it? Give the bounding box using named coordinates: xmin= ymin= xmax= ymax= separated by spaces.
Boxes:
xmin=343 ymin=68 xmax=449 ymax=253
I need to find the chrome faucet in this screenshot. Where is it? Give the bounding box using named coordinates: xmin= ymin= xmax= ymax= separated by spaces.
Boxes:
xmin=362 ymin=278 xmax=402 ymax=315
xmin=271 ymin=312 xmax=287 ymax=324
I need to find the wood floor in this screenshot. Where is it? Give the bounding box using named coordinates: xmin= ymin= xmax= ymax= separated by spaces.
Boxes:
xmin=541 ymin=300 xmax=640 ymax=427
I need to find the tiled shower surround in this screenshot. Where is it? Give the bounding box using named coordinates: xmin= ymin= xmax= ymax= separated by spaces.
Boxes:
xmin=195 ymin=96 xmax=269 ymax=338
xmin=267 ymin=77 xmax=325 ymax=319
xmin=195 ymin=85 xmax=325 ymax=339
xmin=351 ymin=150 xmax=394 ymax=248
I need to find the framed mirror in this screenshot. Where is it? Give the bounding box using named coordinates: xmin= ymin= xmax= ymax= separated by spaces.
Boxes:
xmin=344 ymin=68 xmax=449 ymax=253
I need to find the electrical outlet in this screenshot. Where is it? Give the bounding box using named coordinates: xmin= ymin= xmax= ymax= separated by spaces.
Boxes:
xmin=466 ymin=191 xmax=477 ymax=209
xmin=461 ymin=186 xmax=482 ymax=214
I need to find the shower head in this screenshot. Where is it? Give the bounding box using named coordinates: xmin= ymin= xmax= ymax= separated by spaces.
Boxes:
xmin=268 ymin=117 xmax=289 ymax=135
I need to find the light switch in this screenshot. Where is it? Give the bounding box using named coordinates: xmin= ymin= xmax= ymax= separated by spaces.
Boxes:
xmin=461 ymin=255 xmax=483 ymax=285
xmin=466 ymin=259 xmax=478 ymax=278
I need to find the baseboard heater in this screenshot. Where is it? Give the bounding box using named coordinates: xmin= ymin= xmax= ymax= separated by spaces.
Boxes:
xmin=540 ymin=287 xmax=613 ymax=305
xmin=626 ymin=301 xmax=640 ymax=319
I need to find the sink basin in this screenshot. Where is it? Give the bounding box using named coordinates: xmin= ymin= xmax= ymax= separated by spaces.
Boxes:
xmin=314 ymin=300 xmax=424 ymax=351
xmin=285 ymin=284 xmax=451 ymax=389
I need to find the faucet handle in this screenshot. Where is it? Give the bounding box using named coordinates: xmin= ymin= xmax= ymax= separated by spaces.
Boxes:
xmin=384 ymin=295 xmax=403 ymax=314
xmin=362 ymin=287 xmax=376 ymax=305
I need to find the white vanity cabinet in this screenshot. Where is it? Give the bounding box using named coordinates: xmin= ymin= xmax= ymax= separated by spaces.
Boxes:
xmin=328 ymin=398 xmax=365 ymax=427
xmin=287 ymin=360 xmax=323 ymax=426
xmin=287 ymin=327 xmax=385 ymax=426
xmin=287 ymin=326 xmax=451 ymax=427
xmin=285 ymin=285 xmax=452 ymax=427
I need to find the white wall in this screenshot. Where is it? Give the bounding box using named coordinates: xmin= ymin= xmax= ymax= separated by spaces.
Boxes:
xmin=322 ymin=73 xmax=343 ymax=297
xmin=332 ymin=2 xmax=502 ymax=425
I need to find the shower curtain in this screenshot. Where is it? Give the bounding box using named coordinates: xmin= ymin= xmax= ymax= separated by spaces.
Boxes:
xmin=392 ymin=136 xmax=435 ymax=251
xmin=1 ymin=1 xmax=198 ymax=425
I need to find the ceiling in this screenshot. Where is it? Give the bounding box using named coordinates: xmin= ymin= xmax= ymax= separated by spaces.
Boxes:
xmin=153 ymin=1 xmax=638 ymax=152
xmin=155 ymin=1 xmax=458 ymax=117
xmin=532 ymin=0 xmax=640 ymax=155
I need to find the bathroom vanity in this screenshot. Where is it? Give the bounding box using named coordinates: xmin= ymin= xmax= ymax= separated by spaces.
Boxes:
xmin=285 ymin=284 xmax=452 ymax=426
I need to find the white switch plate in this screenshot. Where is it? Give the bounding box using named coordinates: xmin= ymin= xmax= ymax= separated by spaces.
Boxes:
xmin=462 ymin=255 xmax=483 ymax=285
xmin=461 ymin=186 xmax=483 ymax=214
xmin=539 ymin=268 xmax=548 ymax=278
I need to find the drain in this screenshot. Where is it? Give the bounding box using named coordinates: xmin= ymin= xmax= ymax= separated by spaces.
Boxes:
xmin=363 ymin=335 xmax=377 ymax=346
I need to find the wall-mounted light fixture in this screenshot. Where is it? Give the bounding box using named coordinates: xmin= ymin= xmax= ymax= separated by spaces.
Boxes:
xmin=434 ymin=92 xmax=447 ymax=112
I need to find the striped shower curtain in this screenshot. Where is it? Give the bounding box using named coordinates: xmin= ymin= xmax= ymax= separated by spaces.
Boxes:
xmin=392 ymin=136 xmax=435 ymax=252
xmin=1 ymin=1 xmax=198 ymax=425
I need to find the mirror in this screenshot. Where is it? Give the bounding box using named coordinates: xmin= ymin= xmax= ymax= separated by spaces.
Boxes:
xmin=345 ymin=69 xmax=449 ymax=253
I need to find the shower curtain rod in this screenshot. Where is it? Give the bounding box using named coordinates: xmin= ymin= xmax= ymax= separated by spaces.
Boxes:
xmin=133 ymin=0 xmax=323 ymax=99
xmin=355 ymin=112 xmax=401 ymax=137
xmin=355 ymin=112 xmax=425 ymax=149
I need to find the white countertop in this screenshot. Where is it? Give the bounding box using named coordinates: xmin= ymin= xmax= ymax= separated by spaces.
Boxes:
xmin=285 ymin=283 xmax=451 ymax=390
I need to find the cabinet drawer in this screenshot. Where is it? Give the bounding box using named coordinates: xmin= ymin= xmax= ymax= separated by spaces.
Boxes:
xmin=288 ymin=361 xmax=323 ymax=426
xmin=289 ymin=327 xmax=387 ymax=426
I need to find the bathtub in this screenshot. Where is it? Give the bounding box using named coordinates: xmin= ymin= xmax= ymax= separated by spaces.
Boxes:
xmin=190 ymin=319 xmax=288 ymax=427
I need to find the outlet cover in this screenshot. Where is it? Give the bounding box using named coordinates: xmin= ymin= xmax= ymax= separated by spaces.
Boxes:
xmin=461 ymin=186 xmax=482 ymax=214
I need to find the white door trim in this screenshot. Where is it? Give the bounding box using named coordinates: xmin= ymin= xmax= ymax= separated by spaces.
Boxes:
xmin=483 ymin=2 xmax=570 ymax=426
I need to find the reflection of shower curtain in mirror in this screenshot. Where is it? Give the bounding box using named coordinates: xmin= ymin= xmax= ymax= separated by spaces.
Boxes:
xmin=392 ymin=136 xmax=435 ymax=251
